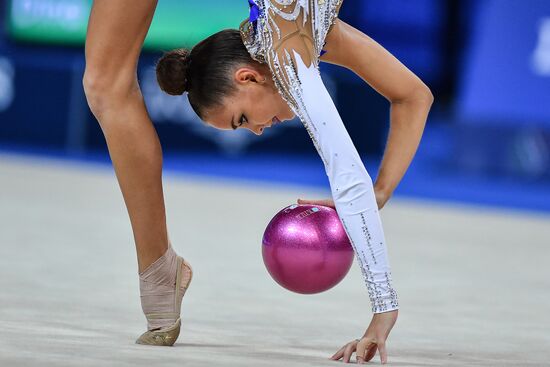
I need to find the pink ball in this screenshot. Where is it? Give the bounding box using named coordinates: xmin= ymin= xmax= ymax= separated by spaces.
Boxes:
xmin=262 ymin=204 xmax=354 ymax=294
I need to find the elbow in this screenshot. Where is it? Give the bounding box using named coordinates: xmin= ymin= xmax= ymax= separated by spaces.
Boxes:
xmin=391 ymin=83 xmax=434 ymax=107
xmin=411 ymin=83 xmax=434 ymax=107
xmin=422 ymin=85 xmax=435 ymax=106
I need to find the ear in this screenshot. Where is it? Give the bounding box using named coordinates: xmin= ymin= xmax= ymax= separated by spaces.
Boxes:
xmin=234 ymin=67 xmax=265 ymax=84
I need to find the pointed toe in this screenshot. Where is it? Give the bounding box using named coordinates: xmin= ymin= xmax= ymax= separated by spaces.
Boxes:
xmin=135 ymin=317 xmax=181 ymax=346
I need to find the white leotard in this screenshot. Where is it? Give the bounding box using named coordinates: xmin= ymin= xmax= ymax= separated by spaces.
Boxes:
xmin=240 ymin=0 xmax=399 ymax=313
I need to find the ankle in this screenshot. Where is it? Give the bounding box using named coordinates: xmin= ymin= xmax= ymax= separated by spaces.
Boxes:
xmin=138 ymin=244 xmax=177 ymax=283
xmin=138 ymin=241 xmax=172 ymax=274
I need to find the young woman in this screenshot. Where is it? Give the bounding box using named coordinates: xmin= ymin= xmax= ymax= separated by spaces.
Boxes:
xmin=84 ymin=0 xmax=433 ymax=363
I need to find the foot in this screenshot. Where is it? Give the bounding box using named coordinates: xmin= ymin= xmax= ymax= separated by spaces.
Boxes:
xmin=136 ymin=246 xmax=193 ymax=346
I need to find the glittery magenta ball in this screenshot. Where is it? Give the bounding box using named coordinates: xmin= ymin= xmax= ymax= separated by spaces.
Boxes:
xmin=262 ymin=204 xmax=354 ymax=294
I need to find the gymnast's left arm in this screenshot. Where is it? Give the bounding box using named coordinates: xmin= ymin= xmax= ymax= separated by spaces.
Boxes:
xmin=317 ymin=19 xmax=434 ymax=209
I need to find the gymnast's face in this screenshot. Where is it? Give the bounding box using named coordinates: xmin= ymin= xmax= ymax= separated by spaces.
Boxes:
xmin=203 ymin=66 xmax=295 ymax=135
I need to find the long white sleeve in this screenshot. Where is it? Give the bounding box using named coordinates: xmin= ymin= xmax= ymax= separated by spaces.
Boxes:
xmin=292 ymin=51 xmax=399 ymax=313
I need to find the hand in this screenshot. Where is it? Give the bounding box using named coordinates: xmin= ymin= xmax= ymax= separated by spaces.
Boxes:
xmin=297 ymin=187 xmax=391 ymax=211
xmin=330 ymin=310 xmax=398 ymax=364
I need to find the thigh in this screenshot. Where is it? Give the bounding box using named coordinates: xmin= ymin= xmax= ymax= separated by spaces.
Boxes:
xmin=85 ymin=0 xmax=158 ymax=78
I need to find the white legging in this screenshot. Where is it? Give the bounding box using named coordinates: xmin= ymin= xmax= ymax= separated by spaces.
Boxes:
xmin=292 ymin=51 xmax=399 ymax=313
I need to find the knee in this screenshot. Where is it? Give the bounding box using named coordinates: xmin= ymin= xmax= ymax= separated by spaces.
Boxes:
xmin=82 ymin=68 xmax=107 ymax=118
xmin=82 ymin=66 xmax=136 ymax=122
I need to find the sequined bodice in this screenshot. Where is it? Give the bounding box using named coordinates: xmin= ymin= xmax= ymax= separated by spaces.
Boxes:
xmin=239 ymin=0 xmax=343 ymax=115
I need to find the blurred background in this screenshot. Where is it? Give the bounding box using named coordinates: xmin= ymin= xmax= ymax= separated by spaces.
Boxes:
xmin=1 ymin=2 xmax=549 ymax=364
xmin=1 ymin=0 xmax=550 ymax=213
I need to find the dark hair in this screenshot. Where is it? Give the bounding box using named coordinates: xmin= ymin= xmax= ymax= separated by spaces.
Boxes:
xmin=156 ymin=29 xmax=260 ymax=119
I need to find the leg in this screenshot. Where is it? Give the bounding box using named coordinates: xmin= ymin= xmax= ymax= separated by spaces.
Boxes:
xmin=83 ymin=0 xmax=166 ymax=273
xmin=83 ymin=0 xmax=193 ymax=344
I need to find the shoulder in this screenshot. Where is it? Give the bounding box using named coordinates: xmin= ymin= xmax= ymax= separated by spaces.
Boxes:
xmin=238 ymin=0 xmax=345 ymax=112
xmin=239 ymin=0 xmax=344 ymax=65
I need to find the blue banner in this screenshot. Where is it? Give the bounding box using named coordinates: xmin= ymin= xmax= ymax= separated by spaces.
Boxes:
xmin=458 ymin=0 xmax=550 ymax=126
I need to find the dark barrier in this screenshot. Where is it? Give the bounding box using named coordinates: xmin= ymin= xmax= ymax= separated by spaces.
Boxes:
xmin=0 ymin=47 xmax=391 ymax=157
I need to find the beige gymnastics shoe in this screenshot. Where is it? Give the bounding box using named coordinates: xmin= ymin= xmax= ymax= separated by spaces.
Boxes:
xmin=135 ymin=256 xmax=193 ymax=346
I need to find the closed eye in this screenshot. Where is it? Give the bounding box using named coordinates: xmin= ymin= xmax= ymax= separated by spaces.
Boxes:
xmin=239 ymin=114 xmax=247 ymax=127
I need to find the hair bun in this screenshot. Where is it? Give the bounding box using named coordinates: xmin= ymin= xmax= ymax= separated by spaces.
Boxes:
xmin=156 ymin=48 xmax=192 ymax=95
